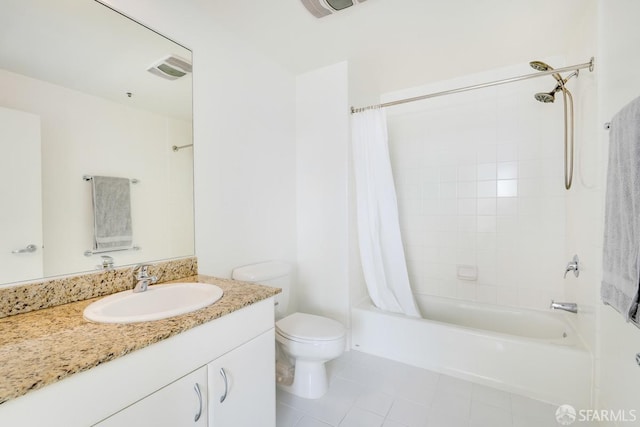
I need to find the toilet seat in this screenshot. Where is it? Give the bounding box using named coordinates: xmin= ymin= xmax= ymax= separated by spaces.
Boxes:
xmin=276 ymin=312 xmax=345 ymax=342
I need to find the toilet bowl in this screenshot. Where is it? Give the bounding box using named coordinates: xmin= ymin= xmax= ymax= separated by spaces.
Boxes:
xmin=231 ymin=261 xmax=346 ymax=399
xmin=275 ymin=312 xmax=346 ymax=399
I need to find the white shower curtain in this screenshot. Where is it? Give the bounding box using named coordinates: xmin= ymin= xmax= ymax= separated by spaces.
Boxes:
xmin=351 ymin=108 xmax=421 ymax=317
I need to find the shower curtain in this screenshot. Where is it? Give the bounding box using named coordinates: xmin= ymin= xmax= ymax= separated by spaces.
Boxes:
xmin=351 ymin=108 xmax=421 ymax=317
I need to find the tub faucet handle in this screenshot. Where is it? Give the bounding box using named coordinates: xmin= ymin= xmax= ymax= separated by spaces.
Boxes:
xmin=564 ymin=254 xmax=580 ymax=278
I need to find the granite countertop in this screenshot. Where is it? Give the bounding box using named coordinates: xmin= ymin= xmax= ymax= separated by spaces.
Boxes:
xmin=0 ymin=275 xmax=279 ymax=404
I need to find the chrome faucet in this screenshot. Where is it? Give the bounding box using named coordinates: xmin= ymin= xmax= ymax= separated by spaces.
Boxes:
xmin=133 ymin=264 xmax=158 ymax=293
xmin=564 ymin=254 xmax=580 ymax=278
xmin=550 ymin=300 xmax=578 ymax=314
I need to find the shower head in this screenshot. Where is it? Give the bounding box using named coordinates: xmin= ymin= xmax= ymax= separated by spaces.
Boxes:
xmin=529 ymin=60 xmax=563 ymax=83
xmin=529 ymin=60 xmax=552 ymax=72
xmin=533 ymin=70 xmax=578 ymax=103
xmin=534 ymin=92 xmax=555 ymax=103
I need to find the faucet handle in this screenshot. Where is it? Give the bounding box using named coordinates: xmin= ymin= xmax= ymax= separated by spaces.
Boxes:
xmin=564 ymin=254 xmax=580 ymax=278
xmin=134 ymin=264 xmax=150 ymax=279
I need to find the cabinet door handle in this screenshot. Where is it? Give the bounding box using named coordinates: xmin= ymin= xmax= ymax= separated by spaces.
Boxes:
xmin=219 ymin=368 xmax=228 ymax=403
xmin=194 ymin=383 xmax=203 ymax=422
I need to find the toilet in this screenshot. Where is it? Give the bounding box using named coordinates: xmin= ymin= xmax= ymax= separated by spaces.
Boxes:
xmin=232 ymin=261 xmax=345 ymax=399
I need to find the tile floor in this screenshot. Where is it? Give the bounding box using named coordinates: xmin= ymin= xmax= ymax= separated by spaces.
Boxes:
xmin=276 ymin=350 xmax=588 ymax=427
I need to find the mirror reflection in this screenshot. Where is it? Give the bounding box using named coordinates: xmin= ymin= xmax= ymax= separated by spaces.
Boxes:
xmin=0 ymin=0 xmax=194 ymax=286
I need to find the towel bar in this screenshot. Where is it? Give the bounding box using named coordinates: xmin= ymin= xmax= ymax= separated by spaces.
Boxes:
xmin=83 ymin=175 xmax=139 ymax=184
xmin=84 ymin=246 xmax=141 ymax=257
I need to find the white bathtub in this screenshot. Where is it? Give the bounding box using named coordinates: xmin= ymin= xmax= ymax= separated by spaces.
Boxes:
xmin=351 ymin=294 xmax=592 ymax=407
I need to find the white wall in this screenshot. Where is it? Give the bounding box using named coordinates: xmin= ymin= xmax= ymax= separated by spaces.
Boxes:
xmin=382 ymin=59 xmax=575 ymax=311
xmin=101 ymin=0 xmax=297 ymax=279
xmin=596 ymin=0 xmax=640 ymax=420
xmin=296 ymin=62 xmax=351 ymax=327
xmin=0 ymin=69 xmax=192 ymax=277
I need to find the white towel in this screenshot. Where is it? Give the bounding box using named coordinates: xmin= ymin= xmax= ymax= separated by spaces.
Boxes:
xmin=91 ymin=176 xmax=133 ymax=251
xmin=601 ymin=95 xmax=640 ymax=326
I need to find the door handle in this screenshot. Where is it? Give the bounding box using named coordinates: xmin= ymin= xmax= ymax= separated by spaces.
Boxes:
xmin=193 ymin=383 xmax=203 ymax=422
xmin=219 ymin=368 xmax=228 ymax=403
xmin=12 ymin=244 xmax=37 ymax=254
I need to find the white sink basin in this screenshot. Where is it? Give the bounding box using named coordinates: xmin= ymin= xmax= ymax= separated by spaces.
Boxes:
xmin=83 ymin=282 xmax=224 ymax=324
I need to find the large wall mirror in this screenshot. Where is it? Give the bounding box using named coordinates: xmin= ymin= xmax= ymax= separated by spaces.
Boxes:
xmin=0 ymin=0 xmax=194 ymax=286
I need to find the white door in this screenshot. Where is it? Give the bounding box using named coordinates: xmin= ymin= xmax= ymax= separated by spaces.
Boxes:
xmin=0 ymin=106 xmax=43 ymax=283
xmin=208 ymin=329 xmax=276 ymax=427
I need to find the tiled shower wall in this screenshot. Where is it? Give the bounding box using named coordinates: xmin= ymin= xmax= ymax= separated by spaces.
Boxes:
xmin=386 ymin=65 xmax=573 ymax=310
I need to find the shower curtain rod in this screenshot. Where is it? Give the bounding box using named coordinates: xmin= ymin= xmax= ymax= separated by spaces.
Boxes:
xmin=350 ymin=57 xmax=594 ymax=114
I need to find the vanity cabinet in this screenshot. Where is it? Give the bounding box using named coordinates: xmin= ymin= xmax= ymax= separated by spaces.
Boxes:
xmin=95 ymin=367 xmax=208 ymax=426
xmin=93 ymin=329 xmax=275 ymax=427
xmin=0 ymin=298 xmax=276 ymax=427
xmin=208 ymin=329 xmax=275 ymax=427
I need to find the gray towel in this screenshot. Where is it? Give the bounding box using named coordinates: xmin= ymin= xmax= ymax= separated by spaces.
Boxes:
xmin=601 ymin=95 xmax=640 ymax=326
xmin=91 ymin=176 xmax=133 ymax=251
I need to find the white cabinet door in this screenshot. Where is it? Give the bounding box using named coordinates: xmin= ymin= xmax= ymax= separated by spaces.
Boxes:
xmin=95 ymin=367 xmax=207 ymax=427
xmin=0 ymin=106 xmax=43 ymax=283
xmin=208 ymin=329 xmax=275 ymax=427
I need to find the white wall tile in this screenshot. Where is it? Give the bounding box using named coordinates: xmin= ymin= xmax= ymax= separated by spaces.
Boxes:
xmin=439 ymin=166 xmax=457 ymax=182
xmin=496 ymin=144 xmax=518 ymax=162
xmin=477 ymin=198 xmax=497 ymax=215
xmin=477 ymin=181 xmax=497 ymax=198
xmin=387 ymin=65 xmax=567 ymax=311
xmin=439 ymin=182 xmax=457 ymax=199
xmin=496 ymin=198 xmax=517 ymax=215
xmin=477 ymin=216 xmax=497 ymax=233
xmin=457 ymin=165 xmax=477 ymax=182
xmin=458 ymin=199 xmax=476 ymax=216
xmin=458 ymin=181 xmax=477 ymax=198
xmin=477 ymin=163 xmax=497 ymax=180
xmin=497 ymin=161 xmax=518 ymax=179
xmin=497 ymin=179 xmax=518 ymax=197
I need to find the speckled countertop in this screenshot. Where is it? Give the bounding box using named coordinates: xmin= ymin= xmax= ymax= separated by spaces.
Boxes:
xmin=0 ymin=275 xmax=279 ymax=404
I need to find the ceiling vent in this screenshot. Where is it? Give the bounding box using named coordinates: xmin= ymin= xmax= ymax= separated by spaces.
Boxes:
xmin=147 ymin=55 xmax=192 ymax=81
xmin=301 ymin=0 xmax=367 ymax=18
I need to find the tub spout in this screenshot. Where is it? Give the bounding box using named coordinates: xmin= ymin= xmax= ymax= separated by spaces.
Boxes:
xmin=550 ymin=300 xmax=578 ymax=314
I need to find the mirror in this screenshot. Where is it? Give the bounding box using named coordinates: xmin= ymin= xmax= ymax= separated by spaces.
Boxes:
xmin=0 ymin=0 xmax=194 ymax=286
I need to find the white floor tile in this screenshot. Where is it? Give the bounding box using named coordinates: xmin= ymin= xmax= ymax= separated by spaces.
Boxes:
xmin=426 ymin=410 xmax=470 ymax=427
xmin=386 ymin=397 xmax=430 ymax=427
xmin=284 ymin=378 xmax=365 ymax=426
xmin=355 ymin=388 xmax=394 ymax=416
xmin=394 ymin=368 xmax=439 ymax=405
xmin=512 ymin=414 xmax=559 ymax=427
xmin=430 ymin=387 xmax=472 ymax=420
xmin=469 ymin=401 xmax=512 ymax=427
xmin=276 ymin=351 xmax=563 ymax=427
xmin=471 ymin=384 xmax=512 ymax=411
xmin=296 ymin=416 xmax=334 ymax=427
xmin=510 ymin=394 xmax=557 ymax=421
xmin=435 ymin=375 xmax=473 ymax=399
xmin=339 ymin=407 xmax=385 ymax=427
xmin=277 ymin=402 xmax=305 ymax=427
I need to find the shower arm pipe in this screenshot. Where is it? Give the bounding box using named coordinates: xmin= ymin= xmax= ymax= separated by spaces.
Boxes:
xmin=350 ymin=57 xmax=594 ymax=113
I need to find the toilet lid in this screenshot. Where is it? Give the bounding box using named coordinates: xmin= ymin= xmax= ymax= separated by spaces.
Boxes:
xmin=276 ymin=312 xmax=345 ymax=341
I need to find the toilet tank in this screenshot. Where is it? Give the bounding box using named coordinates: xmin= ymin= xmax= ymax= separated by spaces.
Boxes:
xmin=231 ymin=261 xmax=291 ymax=317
